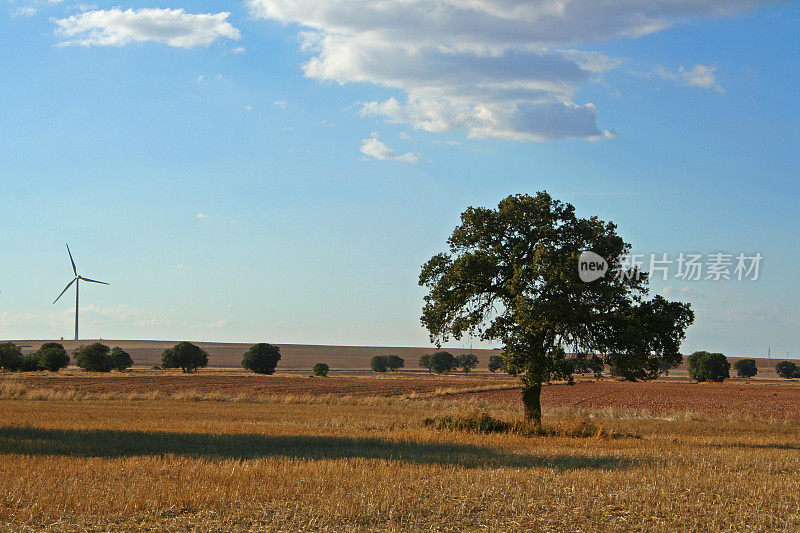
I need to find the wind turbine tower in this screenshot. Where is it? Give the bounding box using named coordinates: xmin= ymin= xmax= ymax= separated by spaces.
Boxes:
xmin=53 ymin=244 xmax=109 ymax=341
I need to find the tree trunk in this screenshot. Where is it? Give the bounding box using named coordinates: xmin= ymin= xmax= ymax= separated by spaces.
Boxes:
xmin=522 ymin=384 xmax=542 ymax=426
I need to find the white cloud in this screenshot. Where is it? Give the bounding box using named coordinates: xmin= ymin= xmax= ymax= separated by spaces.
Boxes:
xmin=655 ymin=64 xmax=724 ymax=92
xmin=274 ymin=100 xmax=289 ymax=110
xmin=196 ymin=212 xmax=208 ymax=219
xmin=248 ymin=0 xmax=765 ymax=141
xmin=54 ymin=8 xmax=241 ymax=48
xmin=14 ymin=7 xmax=37 ymax=17
xmin=233 ymin=45 xmax=246 ymax=54
xmin=359 ymin=136 xmax=420 ymax=163
xmin=245 ymin=104 xmax=253 ymax=111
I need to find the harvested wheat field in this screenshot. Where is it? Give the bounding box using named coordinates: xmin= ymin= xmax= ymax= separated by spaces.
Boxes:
xmin=1 ymin=373 xmax=800 ymax=531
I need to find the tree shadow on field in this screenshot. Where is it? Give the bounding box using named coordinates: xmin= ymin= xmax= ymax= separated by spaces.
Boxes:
xmin=0 ymin=426 xmax=640 ymax=471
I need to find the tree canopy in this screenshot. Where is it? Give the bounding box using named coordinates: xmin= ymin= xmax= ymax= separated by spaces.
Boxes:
xmin=386 ymin=355 xmax=405 ymax=371
xmin=687 ymin=351 xmax=730 ymax=382
xmin=162 ymin=342 xmax=209 ymax=373
xmin=241 ymin=343 xmax=281 ymax=374
xmin=0 ymin=342 xmax=24 ymax=372
xmin=734 ymin=358 xmax=758 ymax=379
xmin=457 ymin=353 xmax=479 ymax=374
xmin=488 ymin=355 xmax=505 ymax=373
xmin=74 ymin=343 xmax=114 ymax=372
xmin=419 ymin=192 xmax=693 ymax=424
xmin=110 ymin=346 xmax=134 ymax=372
xmin=370 ymin=356 xmax=389 ymax=373
xmin=36 ymin=342 xmax=70 ymax=372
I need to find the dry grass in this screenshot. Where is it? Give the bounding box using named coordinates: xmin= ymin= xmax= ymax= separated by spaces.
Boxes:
xmin=0 ymin=390 xmax=798 ymax=531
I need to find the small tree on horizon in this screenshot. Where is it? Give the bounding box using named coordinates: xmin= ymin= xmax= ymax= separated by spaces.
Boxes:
xmin=687 ymin=351 xmax=730 ymax=382
xmin=110 ymin=346 xmax=134 ymax=372
xmin=313 ymin=362 xmax=329 ymax=377
xmin=162 ymin=342 xmax=209 ymax=373
xmin=457 ymin=353 xmax=479 ymax=374
xmin=371 ymin=356 xmax=389 ymax=373
xmin=428 ymin=351 xmax=458 ymax=374
xmin=776 ymin=361 xmax=799 ymax=379
xmin=734 ymin=358 xmax=758 ymax=379
xmin=0 ymin=342 xmax=24 ymax=372
xmin=386 ymin=355 xmax=405 ymax=372
xmin=419 ymin=354 xmax=433 ymax=373
xmin=488 ymin=355 xmax=505 ymax=373
xmin=36 ymin=342 xmax=70 ymax=372
xmin=74 ymin=343 xmax=114 ymax=372
xmin=241 ymin=343 xmax=281 ymax=375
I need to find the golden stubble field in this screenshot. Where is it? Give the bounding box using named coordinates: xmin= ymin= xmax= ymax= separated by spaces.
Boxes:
xmin=0 ymin=372 xmax=799 ymax=531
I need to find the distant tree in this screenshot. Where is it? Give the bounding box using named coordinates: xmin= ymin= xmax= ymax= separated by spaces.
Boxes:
xmin=775 ymin=361 xmax=799 ymax=379
xmin=161 ymin=341 xmax=209 ymax=373
xmin=371 ymin=356 xmax=389 ymax=373
xmin=110 ymin=346 xmax=134 ymax=372
xmin=74 ymin=343 xmax=114 ymax=372
xmin=0 ymin=342 xmax=24 ymax=372
xmin=35 ymin=342 xmax=69 ymax=372
xmin=586 ymin=355 xmax=604 ymax=379
xmin=488 ymin=355 xmax=505 ymax=373
xmin=734 ymin=359 xmax=758 ymax=379
xmin=419 ymin=354 xmax=433 ymax=373
xmin=687 ymin=351 xmax=730 ymax=382
xmin=20 ymin=354 xmax=41 ymax=372
xmin=428 ymin=351 xmax=458 ymax=374
xmin=313 ymin=362 xmax=329 ymax=377
xmin=386 ymin=355 xmax=405 ymax=372
xmin=457 ymin=353 xmax=479 ymax=374
xmin=419 ymin=192 xmax=694 ymax=424
xmin=241 ymin=343 xmax=281 ymax=375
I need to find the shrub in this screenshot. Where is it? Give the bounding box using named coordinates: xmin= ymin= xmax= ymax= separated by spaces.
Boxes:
xmin=488 ymin=355 xmax=505 ymax=373
xmin=74 ymin=343 xmax=114 ymax=372
xmin=386 ymin=355 xmax=405 ymax=371
xmin=457 ymin=353 xmax=479 ymax=374
xmin=0 ymin=342 xmax=24 ymax=371
xmin=419 ymin=354 xmax=433 ymax=373
xmin=20 ymin=354 xmax=41 ymax=372
xmin=775 ymin=361 xmax=799 ymax=379
xmin=687 ymin=351 xmax=730 ymax=382
xmin=241 ymin=343 xmax=281 ymax=374
xmin=734 ymin=358 xmax=758 ymax=378
xmin=370 ymin=356 xmax=388 ymax=373
xmin=428 ymin=351 xmax=458 ymax=374
xmin=35 ymin=342 xmax=69 ymax=372
xmin=162 ymin=342 xmax=209 ymax=373
xmin=313 ymin=362 xmax=329 ymax=377
xmin=110 ymin=346 xmax=134 ymax=372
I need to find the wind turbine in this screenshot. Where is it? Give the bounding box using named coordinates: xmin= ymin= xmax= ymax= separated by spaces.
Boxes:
xmin=53 ymin=244 xmax=109 ymax=341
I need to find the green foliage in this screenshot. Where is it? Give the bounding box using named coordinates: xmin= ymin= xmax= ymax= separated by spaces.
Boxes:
xmin=419 ymin=354 xmax=433 ymax=373
xmin=734 ymin=359 xmax=758 ymax=378
xmin=162 ymin=342 xmax=209 ymax=373
xmin=570 ymin=354 xmax=604 ymax=379
xmin=487 ymin=355 xmax=506 ymax=373
xmin=21 ymin=354 xmax=41 ymax=372
xmin=36 ymin=343 xmax=70 ymax=372
xmin=0 ymin=342 xmax=24 ymax=371
xmin=428 ymin=351 xmax=458 ymax=374
xmin=312 ymin=362 xmax=329 ymax=377
xmin=687 ymin=351 xmax=730 ymax=382
xmin=370 ymin=356 xmax=388 ymax=373
xmin=110 ymin=347 xmax=134 ymax=372
xmin=74 ymin=343 xmax=114 ymax=372
xmin=775 ymin=361 xmax=799 ymax=379
xmin=418 ymin=192 xmax=694 ymax=422
xmin=456 ymin=353 xmax=479 ymax=374
xmin=386 ymin=355 xmax=405 ymax=371
xmin=241 ymin=343 xmax=281 ymax=375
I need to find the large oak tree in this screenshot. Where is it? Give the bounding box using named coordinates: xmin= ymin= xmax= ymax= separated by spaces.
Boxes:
xmin=419 ymin=192 xmax=693 ymax=425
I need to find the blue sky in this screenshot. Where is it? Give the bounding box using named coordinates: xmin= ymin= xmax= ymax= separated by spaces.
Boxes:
xmin=0 ymin=1 xmax=797 ymax=357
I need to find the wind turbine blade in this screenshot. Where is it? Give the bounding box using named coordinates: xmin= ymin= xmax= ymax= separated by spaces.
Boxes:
xmin=53 ymin=278 xmax=76 ymax=304
xmin=66 ymin=244 xmax=77 ymax=276
xmin=79 ymin=277 xmax=109 ymax=285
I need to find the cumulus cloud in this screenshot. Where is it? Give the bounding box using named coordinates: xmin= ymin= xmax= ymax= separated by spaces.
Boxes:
xmin=360 ymin=135 xmax=420 ymax=163
xmin=655 ymin=64 xmax=724 ymax=92
xmin=196 ymin=212 xmax=208 ymax=219
xmin=54 ymin=8 xmax=240 ymax=48
xmin=248 ymin=0 xmax=765 ymax=141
